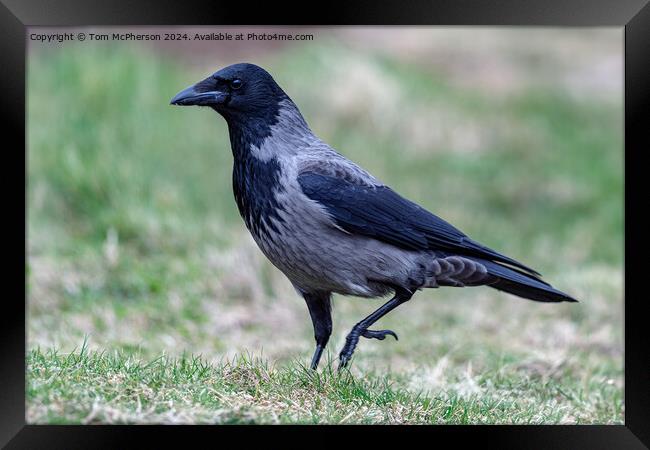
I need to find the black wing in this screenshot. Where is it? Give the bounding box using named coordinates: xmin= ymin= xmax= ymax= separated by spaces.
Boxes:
xmin=298 ymin=171 xmax=541 ymax=277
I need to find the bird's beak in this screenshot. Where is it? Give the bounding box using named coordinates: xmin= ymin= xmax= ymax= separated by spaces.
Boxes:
xmin=170 ymin=84 xmax=228 ymax=106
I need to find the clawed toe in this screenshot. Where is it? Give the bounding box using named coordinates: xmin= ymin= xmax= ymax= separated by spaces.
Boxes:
xmin=337 ymin=327 xmax=400 ymax=370
xmin=338 ymin=353 xmax=352 ymax=370
xmin=362 ymin=329 xmax=398 ymax=341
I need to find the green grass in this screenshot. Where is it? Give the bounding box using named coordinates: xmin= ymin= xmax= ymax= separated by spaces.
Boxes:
xmin=27 ymin=345 xmax=621 ymax=424
xmin=27 ymin=32 xmax=623 ymax=424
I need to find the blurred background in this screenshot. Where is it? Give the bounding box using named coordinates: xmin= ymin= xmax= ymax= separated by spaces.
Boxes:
xmin=27 ymin=27 xmax=623 ymax=422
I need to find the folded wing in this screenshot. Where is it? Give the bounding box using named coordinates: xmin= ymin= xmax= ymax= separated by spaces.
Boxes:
xmin=297 ymin=171 xmax=541 ymax=277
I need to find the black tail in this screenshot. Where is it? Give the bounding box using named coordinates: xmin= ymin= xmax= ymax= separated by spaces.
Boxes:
xmin=475 ymin=258 xmax=578 ymax=303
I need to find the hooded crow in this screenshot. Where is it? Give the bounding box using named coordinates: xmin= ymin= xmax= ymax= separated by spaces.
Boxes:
xmin=171 ymin=63 xmax=577 ymax=370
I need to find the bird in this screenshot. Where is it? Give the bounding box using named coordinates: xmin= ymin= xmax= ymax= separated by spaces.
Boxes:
xmin=170 ymin=63 xmax=578 ymax=370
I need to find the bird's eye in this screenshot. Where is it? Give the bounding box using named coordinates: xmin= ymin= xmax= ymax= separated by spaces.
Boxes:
xmin=230 ymin=79 xmax=243 ymax=90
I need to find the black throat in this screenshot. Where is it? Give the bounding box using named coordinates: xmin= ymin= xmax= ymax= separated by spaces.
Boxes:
xmin=228 ymin=119 xmax=286 ymax=239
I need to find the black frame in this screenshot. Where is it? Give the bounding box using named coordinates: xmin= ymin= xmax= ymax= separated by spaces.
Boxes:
xmin=3 ymin=1 xmax=648 ymax=448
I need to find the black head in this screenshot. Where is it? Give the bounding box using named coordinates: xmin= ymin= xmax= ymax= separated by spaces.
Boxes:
xmin=170 ymin=63 xmax=288 ymax=122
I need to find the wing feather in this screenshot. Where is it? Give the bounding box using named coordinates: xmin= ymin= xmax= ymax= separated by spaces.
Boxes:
xmin=298 ymin=171 xmax=540 ymax=277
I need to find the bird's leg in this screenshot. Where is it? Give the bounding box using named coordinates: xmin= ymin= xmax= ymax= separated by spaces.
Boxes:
xmin=303 ymin=291 xmax=333 ymax=370
xmin=338 ymin=287 xmax=413 ymax=369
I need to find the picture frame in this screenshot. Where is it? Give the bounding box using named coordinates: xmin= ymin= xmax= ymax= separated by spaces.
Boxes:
xmin=3 ymin=0 xmax=647 ymax=447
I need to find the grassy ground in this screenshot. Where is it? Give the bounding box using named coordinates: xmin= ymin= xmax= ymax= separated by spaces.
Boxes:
xmin=27 ymin=345 xmax=621 ymax=424
xmin=27 ymin=29 xmax=623 ymax=424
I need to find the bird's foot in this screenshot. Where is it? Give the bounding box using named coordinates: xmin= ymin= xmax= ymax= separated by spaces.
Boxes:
xmin=309 ymin=344 xmax=325 ymax=370
xmin=338 ymin=326 xmax=399 ymax=370
xmin=362 ymin=329 xmax=398 ymax=341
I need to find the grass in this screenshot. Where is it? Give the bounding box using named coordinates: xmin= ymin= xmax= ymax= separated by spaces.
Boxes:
xmin=27 ymin=30 xmax=623 ymax=424
xmin=27 ymin=344 xmax=621 ymax=424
